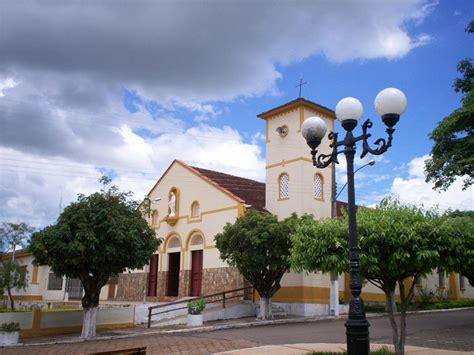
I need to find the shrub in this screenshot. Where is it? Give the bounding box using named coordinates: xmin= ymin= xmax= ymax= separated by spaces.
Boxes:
xmin=187 ymin=298 xmax=206 ymax=315
xmin=0 ymin=322 xmax=20 ymax=332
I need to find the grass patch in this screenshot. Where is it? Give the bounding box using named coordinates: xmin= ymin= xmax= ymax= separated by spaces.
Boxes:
xmin=0 ymin=308 xmax=29 ymax=313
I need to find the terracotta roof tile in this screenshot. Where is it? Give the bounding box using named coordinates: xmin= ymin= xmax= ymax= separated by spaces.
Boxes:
xmin=191 ymin=166 xmax=266 ymax=211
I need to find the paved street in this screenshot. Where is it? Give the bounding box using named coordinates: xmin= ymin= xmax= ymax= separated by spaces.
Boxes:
xmin=197 ymin=310 xmax=474 ymax=352
xmin=1 ymin=310 xmax=473 ymax=354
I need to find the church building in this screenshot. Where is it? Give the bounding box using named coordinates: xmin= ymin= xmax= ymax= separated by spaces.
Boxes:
xmin=5 ymin=97 xmax=472 ymax=313
xmin=114 ymin=97 xmax=472 ymax=314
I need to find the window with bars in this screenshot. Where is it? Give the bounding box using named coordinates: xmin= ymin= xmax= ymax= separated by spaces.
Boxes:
xmin=314 ymin=173 xmax=323 ymax=200
xmin=279 ymin=173 xmax=289 ymax=200
xmin=47 ymin=273 xmax=63 ymax=290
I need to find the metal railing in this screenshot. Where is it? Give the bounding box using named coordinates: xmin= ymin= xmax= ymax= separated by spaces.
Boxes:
xmin=147 ymin=286 xmax=255 ymax=328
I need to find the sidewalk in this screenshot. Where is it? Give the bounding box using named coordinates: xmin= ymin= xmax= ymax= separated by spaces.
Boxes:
xmin=217 ymin=343 xmax=473 ymax=355
xmin=3 ymin=308 xmax=473 ymax=354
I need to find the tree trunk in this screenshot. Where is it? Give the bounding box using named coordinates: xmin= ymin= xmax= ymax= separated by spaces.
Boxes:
xmin=398 ymin=279 xmax=414 ymax=355
xmin=385 ymin=289 xmax=396 ymax=313
xmin=385 ymin=289 xmax=400 ymax=354
xmin=7 ymin=286 xmax=15 ymax=310
xmin=81 ymin=288 xmax=100 ymax=338
xmin=258 ymin=297 xmax=273 ymax=320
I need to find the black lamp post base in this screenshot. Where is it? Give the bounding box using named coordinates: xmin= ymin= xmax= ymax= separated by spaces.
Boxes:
xmin=345 ymin=319 xmax=370 ymax=355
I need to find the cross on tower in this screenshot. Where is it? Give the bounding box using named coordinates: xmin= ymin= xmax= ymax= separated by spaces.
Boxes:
xmin=296 ymin=78 xmax=307 ymax=98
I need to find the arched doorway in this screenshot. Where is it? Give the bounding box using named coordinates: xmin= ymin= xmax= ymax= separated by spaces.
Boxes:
xmin=189 ymin=234 xmax=204 ymax=297
xmin=166 ymin=236 xmax=181 ymax=297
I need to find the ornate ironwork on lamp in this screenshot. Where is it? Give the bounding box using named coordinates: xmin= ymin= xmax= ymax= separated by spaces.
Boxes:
xmin=301 ymin=87 xmax=407 ymax=355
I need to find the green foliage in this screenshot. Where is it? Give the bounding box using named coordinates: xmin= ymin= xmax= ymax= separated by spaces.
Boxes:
xmin=437 ymin=212 xmax=474 ymax=286
xmin=0 ymin=261 xmax=28 ymax=295
xmin=187 ymin=298 xmax=206 ymax=315
xmin=425 ymin=20 xmax=474 ymax=190
xmin=29 ymin=179 xmax=161 ymax=310
xmin=215 ymin=210 xmax=295 ymax=298
xmin=0 ymin=322 xmax=20 ymax=332
xmin=291 ymin=215 xmax=347 ymax=274
xmin=292 ymin=198 xmax=446 ymax=293
xmin=0 ymin=222 xmax=35 ymax=253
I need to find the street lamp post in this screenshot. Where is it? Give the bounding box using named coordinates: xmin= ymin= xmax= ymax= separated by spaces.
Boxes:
xmin=301 ymin=88 xmax=407 ymax=355
xmin=334 ymin=159 xmax=375 ymax=204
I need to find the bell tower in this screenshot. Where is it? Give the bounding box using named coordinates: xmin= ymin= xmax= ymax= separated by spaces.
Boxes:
xmin=257 ymin=98 xmax=336 ymax=219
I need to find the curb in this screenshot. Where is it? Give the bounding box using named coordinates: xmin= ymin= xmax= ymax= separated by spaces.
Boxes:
xmin=3 ymin=306 xmax=474 ymax=348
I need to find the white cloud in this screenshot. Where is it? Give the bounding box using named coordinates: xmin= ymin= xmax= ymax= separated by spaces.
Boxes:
xmin=0 ymin=123 xmax=266 ymax=227
xmin=0 ymin=77 xmax=17 ymax=97
xmin=0 ymin=1 xmax=435 ymax=104
xmin=0 ymin=0 xmax=438 ymax=226
xmin=390 ymin=155 xmax=474 ymax=211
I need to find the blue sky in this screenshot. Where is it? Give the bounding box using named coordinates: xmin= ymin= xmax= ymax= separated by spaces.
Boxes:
xmin=122 ymin=0 xmax=473 ymax=209
xmin=0 ymin=0 xmax=473 ymax=227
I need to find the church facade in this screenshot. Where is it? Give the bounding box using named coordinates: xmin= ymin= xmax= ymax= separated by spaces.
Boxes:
xmin=114 ymin=97 xmax=473 ymax=313
xmin=4 ymin=98 xmax=472 ymax=311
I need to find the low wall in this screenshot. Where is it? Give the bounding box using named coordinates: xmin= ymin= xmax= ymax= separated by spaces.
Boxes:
xmin=0 ymin=306 xmax=135 ymax=339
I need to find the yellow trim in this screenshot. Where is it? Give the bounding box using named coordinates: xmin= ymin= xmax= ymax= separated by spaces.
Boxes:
xmin=2 ymin=249 xmax=32 ymax=260
xmin=278 ymin=172 xmax=290 ymax=201
xmin=185 ymin=229 xmax=206 ymax=251
xmin=8 ymin=295 xmax=43 ymax=301
xmin=31 ymin=265 xmax=39 ymax=284
xmin=449 ymin=272 xmax=461 ymax=300
xmin=344 ymin=272 xmax=350 ymax=302
xmin=151 ymin=209 xmax=159 ymax=226
xmin=313 ymin=172 xmax=324 ymax=201
xmin=204 ymin=244 xmax=216 ymax=249
xmin=257 ymin=98 xmax=335 ymax=120
xmin=267 ymin=157 xmax=313 ymax=169
xmin=238 ymin=203 xmax=246 ymax=217
xmin=272 ymin=286 xmax=330 ymax=304
xmin=157 ymin=205 xmax=240 ymax=228
xmin=266 ymin=120 xmax=270 ymax=143
xmin=190 ymin=200 xmax=201 ymax=220
xmin=163 ymin=232 xmax=183 ymax=251
xmin=297 ymin=106 xmax=304 ymax=132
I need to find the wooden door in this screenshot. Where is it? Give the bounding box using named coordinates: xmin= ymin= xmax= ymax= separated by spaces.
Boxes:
xmin=191 ymin=250 xmax=203 ymax=297
xmin=167 ymin=252 xmax=180 ymax=297
xmin=147 ymin=254 xmax=159 ymax=297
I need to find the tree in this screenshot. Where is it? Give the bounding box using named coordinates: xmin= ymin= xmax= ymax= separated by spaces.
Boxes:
xmin=215 ymin=210 xmax=295 ymax=320
xmin=425 ymin=21 xmax=474 ymax=190
xmin=439 ymin=211 xmax=474 ymax=286
xmin=0 ymin=260 xmax=28 ymax=310
xmin=29 ymin=179 xmax=161 ymax=338
xmin=0 ymin=222 xmax=34 ymax=309
xmin=291 ymin=198 xmax=448 ymax=355
xmin=0 ymin=222 xmax=35 ymax=260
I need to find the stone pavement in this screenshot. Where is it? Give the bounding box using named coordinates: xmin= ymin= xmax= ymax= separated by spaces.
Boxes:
xmin=1 ymin=309 xmax=473 ymax=354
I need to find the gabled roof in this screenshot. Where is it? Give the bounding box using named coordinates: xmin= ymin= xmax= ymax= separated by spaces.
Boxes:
xmin=144 ymin=160 xmax=266 ymax=211
xmin=257 ymin=97 xmax=335 ymax=120
xmin=191 ymin=166 xmax=266 ymax=211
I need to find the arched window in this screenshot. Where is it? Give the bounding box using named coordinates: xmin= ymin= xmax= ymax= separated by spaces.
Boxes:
xmin=191 ymin=201 xmax=200 ymax=218
xmin=151 ymin=210 xmax=159 ymax=225
xmin=314 ymin=173 xmax=323 ymax=200
xmin=279 ymin=173 xmax=289 ymax=200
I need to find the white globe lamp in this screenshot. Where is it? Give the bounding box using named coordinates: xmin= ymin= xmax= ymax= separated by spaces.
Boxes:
xmin=335 ymin=97 xmax=364 ymax=131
